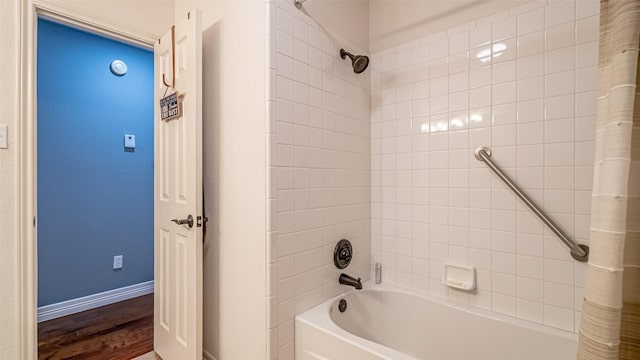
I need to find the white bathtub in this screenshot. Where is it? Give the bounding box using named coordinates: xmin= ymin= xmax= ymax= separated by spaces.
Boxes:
xmin=295 ymin=283 xmax=578 ymax=360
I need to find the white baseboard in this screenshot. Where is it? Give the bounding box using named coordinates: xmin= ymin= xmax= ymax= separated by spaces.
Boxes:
xmin=38 ymin=280 xmax=154 ymax=322
xmin=203 ymin=349 xmax=217 ymax=360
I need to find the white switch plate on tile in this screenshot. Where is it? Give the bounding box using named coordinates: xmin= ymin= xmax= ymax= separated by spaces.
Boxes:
xmin=0 ymin=125 xmax=7 ymax=149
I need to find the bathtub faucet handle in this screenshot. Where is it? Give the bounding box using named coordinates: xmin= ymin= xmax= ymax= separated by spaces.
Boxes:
xmin=334 ymin=239 xmax=353 ymax=269
xmin=340 ymin=249 xmax=352 ymax=262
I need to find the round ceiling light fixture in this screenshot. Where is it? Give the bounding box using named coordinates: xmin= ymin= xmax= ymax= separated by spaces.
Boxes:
xmin=110 ymin=59 xmax=128 ymax=76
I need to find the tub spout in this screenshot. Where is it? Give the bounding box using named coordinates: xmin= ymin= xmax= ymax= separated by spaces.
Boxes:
xmin=339 ymin=273 xmax=362 ymax=290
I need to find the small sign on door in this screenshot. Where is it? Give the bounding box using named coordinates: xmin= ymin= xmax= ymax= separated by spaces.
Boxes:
xmin=160 ymin=92 xmax=181 ymax=121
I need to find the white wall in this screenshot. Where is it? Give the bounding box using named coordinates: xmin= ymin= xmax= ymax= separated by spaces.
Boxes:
xmin=0 ymin=0 xmax=21 ymax=357
xmin=298 ymin=0 xmax=369 ymax=52
xmin=266 ymin=1 xmax=371 ymax=359
xmin=173 ymin=1 xmax=268 ymax=359
xmin=369 ymin=0 xmax=532 ymax=52
xmin=0 ymin=1 xmax=173 ymax=359
xmin=370 ymin=0 xmax=600 ymax=332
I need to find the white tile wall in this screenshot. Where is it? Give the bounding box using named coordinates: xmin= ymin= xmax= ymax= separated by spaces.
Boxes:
xmin=370 ymin=0 xmax=598 ymax=333
xmin=267 ymin=1 xmax=371 ymax=359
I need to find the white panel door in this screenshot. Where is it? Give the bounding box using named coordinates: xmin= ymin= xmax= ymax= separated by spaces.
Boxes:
xmin=154 ymin=9 xmax=202 ymax=360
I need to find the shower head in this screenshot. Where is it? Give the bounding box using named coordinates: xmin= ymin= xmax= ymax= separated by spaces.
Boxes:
xmin=340 ymin=49 xmax=369 ymax=74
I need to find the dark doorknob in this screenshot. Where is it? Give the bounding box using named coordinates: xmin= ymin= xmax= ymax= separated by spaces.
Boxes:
xmin=171 ymin=215 xmax=194 ymax=228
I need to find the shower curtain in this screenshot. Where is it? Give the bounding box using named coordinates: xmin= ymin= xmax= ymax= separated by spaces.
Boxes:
xmin=576 ymin=1 xmax=640 ymax=359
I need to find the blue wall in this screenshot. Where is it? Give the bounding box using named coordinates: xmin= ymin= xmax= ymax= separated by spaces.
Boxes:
xmin=37 ymin=19 xmax=154 ymax=306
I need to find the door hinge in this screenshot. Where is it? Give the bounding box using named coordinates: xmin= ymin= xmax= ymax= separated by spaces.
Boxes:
xmin=33 ymin=216 xmax=36 ymax=227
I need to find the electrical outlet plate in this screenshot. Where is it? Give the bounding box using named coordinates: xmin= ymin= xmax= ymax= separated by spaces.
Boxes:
xmin=113 ymin=255 xmax=123 ymax=269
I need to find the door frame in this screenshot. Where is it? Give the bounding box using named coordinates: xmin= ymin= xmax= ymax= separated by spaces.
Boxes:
xmin=18 ymin=1 xmax=158 ymax=357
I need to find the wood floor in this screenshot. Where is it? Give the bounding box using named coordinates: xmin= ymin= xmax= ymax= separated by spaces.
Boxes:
xmin=38 ymin=294 xmax=154 ymax=360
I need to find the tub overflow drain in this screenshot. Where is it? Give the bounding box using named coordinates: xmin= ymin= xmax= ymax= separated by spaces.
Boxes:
xmin=339 ymin=299 xmax=347 ymax=312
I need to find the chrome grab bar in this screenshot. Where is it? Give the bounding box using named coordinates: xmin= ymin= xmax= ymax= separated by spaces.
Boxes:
xmin=474 ymin=146 xmax=589 ymax=262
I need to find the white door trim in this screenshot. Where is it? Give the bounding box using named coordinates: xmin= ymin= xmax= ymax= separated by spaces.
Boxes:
xmin=19 ymin=1 xmax=156 ymax=357
xmin=32 ymin=0 xmax=158 ymax=47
